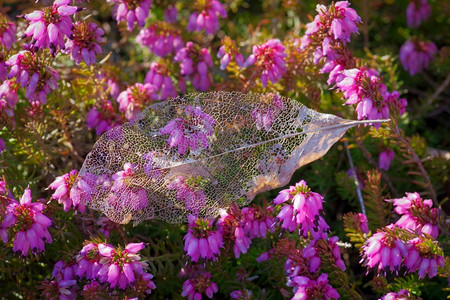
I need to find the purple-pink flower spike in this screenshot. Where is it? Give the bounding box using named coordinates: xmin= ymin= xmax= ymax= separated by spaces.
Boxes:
xmin=0 ymin=13 xmax=16 ymax=50
xmin=144 ymin=62 xmax=178 ymax=100
xmin=48 ymin=170 xmax=80 ymax=212
xmin=187 ymin=0 xmax=227 ymax=35
xmin=400 ymin=39 xmax=437 ymax=76
xmin=287 ymin=273 xmax=340 ymax=299
xmin=184 ymin=215 xmax=223 ymax=262
xmin=65 ymin=21 xmax=104 ymax=66
xmin=136 ymin=21 xmax=183 ymax=57
xmin=181 ymin=272 xmax=218 ymax=299
xmin=406 ymin=0 xmax=431 ymax=28
xmin=117 ymin=83 xmax=158 ymax=120
xmin=107 ymin=0 xmax=152 ymax=31
xmin=379 ymin=149 xmax=395 ymax=171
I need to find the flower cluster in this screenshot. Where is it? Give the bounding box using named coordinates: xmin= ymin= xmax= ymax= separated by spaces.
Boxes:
xmin=217 ymin=36 xmax=244 ymax=70
xmin=160 ymin=105 xmax=216 ymax=155
xmin=0 ymin=80 xmax=19 ymax=121
xmin=184 ymin=215 xmax=223 ymax=261
xmin=49 ymin=169 xmax=80 ymax=212
xmin=174 ymin=42 xmax=214 ymax=91
xmin=406 ymin=0 xmax=431 ymax=28
xmin=287 ymin=273 xmax=339 ymax=300
xmin=0 ymin=12 xmax=16 ymax=50
xmin=379 ymin=149 xmax=395 ymax=171
xmin=117 ymin=83 xmax=157 ymax=120
xmin=167 ymin=176 xmax=206 ymax=214
xmin=65 ymin=21 xmax=104 ymax=66
xmin=381 ymin=289 xmax=416 ymax=300
xmin=1 ymin=188 xmax=52 ymax=256
xmin=6 ymin=50 xmax=60 ymax=103
xmin=244 ymin=39 xmax=286 ymax=87
xmin=274 ymin=180 xmax=329 ymax=238
xmin=399 ymin=39 xmax=437 ymax=76
xmin=187 ymin=0 xmax=227 ymax=34
xmin=86 ymin=100 xmax=122 ymax=135
xmin=404 ymin=236 xmax=445 ymax=279
xmin=144 ymin=62 xmax=178 ymax=100
xmin=107 ymin=0 xmax=152 ymax=31
xmin=136 ymin=21 xmax=183 ymax=57
xmin=182 ymin=271 xmax=218 ymax=299
xmin=24 ymin=0 xmax=79 ymax=55
xmin=252 ymin=93 xmax=285 ymax=131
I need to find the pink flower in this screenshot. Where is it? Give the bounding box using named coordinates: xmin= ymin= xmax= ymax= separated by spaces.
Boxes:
xmin=48 ymin=170 xmax=79 ymax=212
xmin=181 ymin=272 xmax=218 ymax=299
xmin=381 ymin=289 xmax=413 ymax=300
xmin=404 ymin=236 xmax=445 ymax=279
xmin=174 ymin=42 xmax=214 ymax=91
xmin=287 ymin=273 xmax=339 ymax=300
xmin=144 ymin=62 xmax=178 ymax=100
xmin=0 ymin=137 xmax=5 ymax=154
xmin=379 ymin=149 xmax=395 ymax=171
xmin=160 ymin=105 xmax=216 ymax=155
xmin=217 ymin=36 xmax=244 ymax=70
xmin=241 ymin=204 xmax=275 ymax=239
xmin=65 ymin=21 xmax=104 ymax=66
xmin=76 ymin=242 xmax=103 ymax=280
xmin=187 ymin=0 xmax=227 ymax=34
xmin=97 ymin=216 xmax=122 ymax=238
xmin=184 ymin=215 xmax=223 ymax=261
xmin=136 ymin=21 xmax=183 ymax=57
xmin=1 ymin=188 xmax=52 ymax=256
xmin=400 ymin=39 xmax=437 ymax=76
xmin=86 ymin=101 xmax=122 ymax=135
xmin=107 ymin=0 xmax=152 ymax=31
xmin=391 ymin=192 xmax=440 ymax=238
xmin=52 ymin=259 xmax=77 ymax=282
xmin=406 ymin=0 xmax=431 ymax=28
xmin=0 ymin=13 xmax=16 ymax=50
xmin=243 ymin=39 xmax=286 ymax=87
xmin=164 ymin=5 xmax=178 ymax=23
xmin=0 ymin=80 xmax=19 ymax=120
xmin=39 ymin=279 xmax=78 ymax=300
xmin=24 ymin=0 xmax=79 ymax=54
xmin=167 ymin=176 xmax=207 ymax=214
xmin=69 ymin=172 xmax=97 ymax=213
xmin=274 ymin=180 xmax=329 ymax=238
xmin=361 ymin=224 xmax=408 ymax=272
xmin=6 ymin=50 xmax=60 ymax=104
xmin=117 ymin=83 xmax=158 ymax=120
xmin=356 ymin=213 xmax=369 ymax=234
xmin=251 ymin=93 xmax=284 ymax=131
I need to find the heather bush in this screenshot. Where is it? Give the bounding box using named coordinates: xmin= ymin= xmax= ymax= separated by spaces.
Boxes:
xmin=0 ymin=0 xmax=449 ymax=299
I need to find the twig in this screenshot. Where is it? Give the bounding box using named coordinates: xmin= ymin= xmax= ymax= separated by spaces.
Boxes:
xmin=427 ymin=74 xmax=450 ymax=106
xmin=344 ymin=140 xmax=366 ymax=216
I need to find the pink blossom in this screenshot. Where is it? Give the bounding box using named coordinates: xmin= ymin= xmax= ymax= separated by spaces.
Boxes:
xmin=136 ymin=21 xmax=183 ymax=57
xmin=274 ymin=180 xmax=329 ymax=238
xmin=107 ymin=0 xmax=152 ymax=31
xmin=1 ymin=188 xmax=52 ymax=256
xmin=160 ymin=105 xmax=216 ymax=155
xmin=406 ymin=0 xmax=431 ymax=28
xmin=97 ymin=216 xmax=122 ymax=238
xmin=400 ymin=39 xmax=437 ymax=76
xmin=217 ymin=36 xmax=244 ymax=70
xmin=241 ymin=204 xmax=275 ymax=239
xmin=86 ymin=101 xmax=122 ymax=135
xmin=404 ymin=236 xmax=445 ymax=279
xmin=65 ymin=21 xmax=104 ymax=66
xmin=252 ymin=93 xmax=285 ymax=131
xmin=167 ymin=176 xmax=206 ymax=214
xmin=379 ymin=149 xmax=395 ymax=171
xmin=69 ymin=172 xmax=97 ymax=213
xmin=356 ymin=213 xmax=369 ymax=234
xmin=174 ymin=42 xmax=214 ymax=91
xmin=24 ymin=0 xmax=79 ymax=54
xmin=0 ymin=13 xmax=16 ymax=50
xmin=117 ymin=83 xmax=157 ymax=120
xmin=144 ymin=62 xmax=178 ymax=100
xmin=0 ymin=137 xmax=5 ymax=154
xmin=0 ymin=80 xmax=19 ymax=120
xmin=181 ymin=272 xmax=218 ymax=299
xmin=287 ymin=273 xmax=339 ymax=300
xmin=243 ymin=39 xmax=286 ymax=87
xmin=184 ymin=215 xmax=223 ymax=261
xmin=76 ymin=242 xmax=103 ymax=280
xmin=48 ymin=170 xmax=79 ymax=212
xmin=187 ymin=0 xmax=227 ymax=34
xmin=164 ymin=5 xmax=178 ymax=23
xmin=391 ymin=192 xmax=440 ymax=238
xmin=6 ymin=50 xmax=60 ymax=104
xmin=39 ymin=279 xmax=78 ymax=300
xmin=361 ymin=224 xmax=408 ymax=272
xmin=380 ymin=289 xmax=413 ymax=300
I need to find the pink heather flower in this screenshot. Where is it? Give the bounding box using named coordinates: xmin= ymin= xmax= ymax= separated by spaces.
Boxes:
xmin=361 ymin=224 xmax=408 ymax=272
xmin=69 ymin=172 xmax=97 ymax=213
xmin=117 ymin=83 xmax=157 ymax=120
xmin=136 ymin=21 xmax=183 ymax=57
xmin=0 ymin=54 xmax=6 ymax=81
xmin=406 ymin=0 xmax=431 ymax=28
xmin=243 ymin=39 xmax=286 ymax=87
xmin=0 ymin=80 xmax=19 ymax=120
xmin=97 ymin=242 xmax=155 ymax=290
xmin=86 ymin=101 xmax=122 ymax=135
xmin=97 ymin=216 xmax=122 ymax=238
xmin=144 ymin=62 xmax=178 ymax=100
xmin=404 ymin=236 xmax=445 ymax=279
xmin=164 ymin=5 xmax=178 ymax=23
xmin=48 ymin=170 xmax=79 ymax=212
xmin=0 ymin=13 xmax=16 ymax=50
xmin=174 ymin=42 xmax=214 ymax=91
xmin=287 ymin=273 xmax=339 ymax=300
xmin=302 ymin=236 xmax=346 ymax=273
xmin=187 ymin=0 xmax=227 ymax=35
xmin=230 ymin=289 xmax=253 ymax=299
xmin=274 ymin=180 xmax=329 ymax=238
xmin=160 ymin=105 xmax=216 ymax=155
xmin=357 ymin=213 xmax=369 ymax=234
xmin=391 ymin=192 xmax=440 ymax=238
xmin=6 ymin=50 xmax=60 ymax=104
xmin=217 ymin=204 xmax=253 ymax=258
xmin=0 ymin=137 xmax=5 ymax=154
xmin=109 ymin=163 xmax=148 ymax=210
xmin=107 ymin=0 xmax=152 ymax=31
xmin=379 ymin=149 xmax=395 ymax=171
xmin=241 ymin=204 xmax=275 ymax=239
xmin=39 ymin=279 xmax=78 ymax=300
xmin=217 ymin=36 xmax=244 ymax=70
xmin=65 ymin=21 xmax=104 ymax=66
xmin=167 ymin=176 xmax=206 ymax=214
xmin=381 ymin=289 xmax=414 ymax=300
xmin=1 ymin=188 xmax=52 ymax=256
xmin=181 ymin=272 xmax=218 ymax=299
xmin=24 ymin=0 xmax=79 ymax=54
xmin=76 ymin=242 xmax=103 ymax=280
xmin=399 ymin=39 xmax=437 ymax=76
xmin=184 ymin=215 xmax=223 ymax=261
xmin=52 ymin=259 xmax=77 ymax=282
xmin=252 ymin=93 xmax=285 ymax=131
